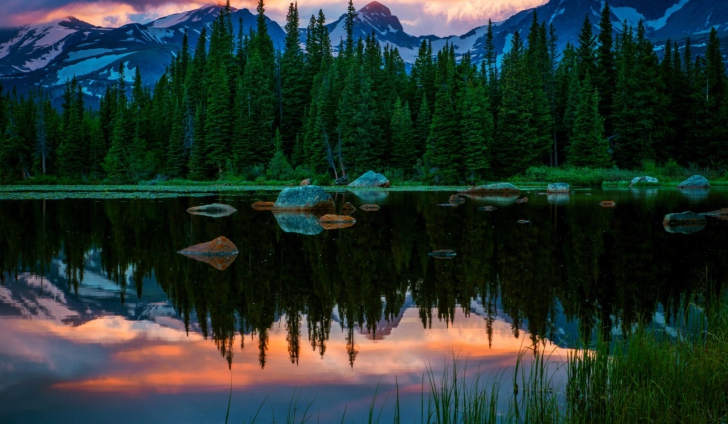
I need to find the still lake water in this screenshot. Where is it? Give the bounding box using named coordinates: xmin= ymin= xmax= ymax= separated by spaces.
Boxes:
xmin=1 ymin=187 xmax=727 ymax=423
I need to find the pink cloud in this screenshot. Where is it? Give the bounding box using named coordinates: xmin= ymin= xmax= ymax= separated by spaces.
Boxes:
xmin=1 ymin=0 xmax=545 ymax=36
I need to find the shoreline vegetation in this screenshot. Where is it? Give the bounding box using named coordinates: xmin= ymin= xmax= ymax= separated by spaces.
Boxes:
xmin=245 ymin=290 xmax=728 ymax=424
xmin=3 ymin=163 xmax=728 ymax=194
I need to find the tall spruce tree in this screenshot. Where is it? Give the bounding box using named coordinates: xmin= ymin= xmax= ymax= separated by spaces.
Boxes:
xmin=568 ymin=73 xmax=611 ymax=167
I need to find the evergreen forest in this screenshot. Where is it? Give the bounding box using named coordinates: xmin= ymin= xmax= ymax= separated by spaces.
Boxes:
xmin=0 ymin=0 xmax=727 ymax=185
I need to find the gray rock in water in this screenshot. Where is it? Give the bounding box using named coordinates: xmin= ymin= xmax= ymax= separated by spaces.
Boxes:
xmin=348 ymin=170 xmax=391 ymax=188
xmin=429 ymin=250 xmax=457 ymax=259
xmin=352 ymin=190 xmax=389 ymax=204
xmin=547 ymin=194 xmax=570 ymax=205
xmin=460 ymin=182 xmax=520 ymax=194
xmin=186 ymin=203 xmax=237 ymax=218
xmin=630 ymin=176 xmax=659 ymax=186
xmin=663 ymin=212 xmax=707 ymax=234
xmin=273 ymin=213 xmax=324 ymax=235
xmin=547 ymin=182 xmax=570 ymax=193
xmin=677 ymin=175 xmax=710 ymax=189
xmin=273 ymin=186 xmax=335 ymax=211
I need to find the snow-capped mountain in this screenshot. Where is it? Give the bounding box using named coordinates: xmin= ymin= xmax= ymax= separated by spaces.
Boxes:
xmin=0 ymin=5 xmax=285 ymax=107
xmin=0 ymin=0 xmax=725 ymax=107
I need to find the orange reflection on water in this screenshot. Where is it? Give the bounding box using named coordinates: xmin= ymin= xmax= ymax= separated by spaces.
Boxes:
xmin=3 ymin=307 xmax=570 ymax=396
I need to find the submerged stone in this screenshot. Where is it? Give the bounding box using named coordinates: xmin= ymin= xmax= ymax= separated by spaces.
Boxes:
xmin=517 ymin=220 xmax=530 ymax=224
xmin=341 ymin=202 xmax=357 ymax=215
xmin=348 ymin=170 xmax=390 ymax=188
xmin=677 ymin=175 xmax=710 ymax=189
xmin=360 ymin=204 xmax=381 ymax=212
xmin=663 ymin=212 xmax=707 ymax=234
xmin=478 ymin=206 xmax=498 ymax=211
xmin=703 ymin=208 xmax=728 ymax=220
xmin=251 ymin=201 xmax=275 ymax=210
xmin=600 ymin=201 xmax=616 ymax=208
xmin=449 ymin=195 xmax=466 ymax=204
xmin=429 ymin=250 xmax=456 ymax=259
xmin=273 ymin=186 xmax=335 ymax=211
xmin=516 ymin=197 xmax=528 ymax=204
xmin=186 ymin=203 xmax=237 ymax=218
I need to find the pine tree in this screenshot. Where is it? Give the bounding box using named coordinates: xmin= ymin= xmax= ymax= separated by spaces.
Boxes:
xmin=425 ymin=45 xmax=460 ymax=184
xmin=390 ymin=98 xmax=417 ymax=170
xmin=58 ymin=78 xmax=87 ymax=179
xmin=595 ymin=3 xmax=616 ymax=134
xmin=204 ymin=64 xmax=231 ymax=178
xmin=568 ymin=73 xmax=611 ymax=167
xmin=280 ymin=2 xmax=308 ymax=157
xmin=460 ymin=83 xmax=493 ymax=181
xmin=576 ymin=14 xmax=597 ymax=81
xmin=188 ymin=106 xmax=209 ymax=179
xmin=267 ymin=128 xmax=293 ymax=180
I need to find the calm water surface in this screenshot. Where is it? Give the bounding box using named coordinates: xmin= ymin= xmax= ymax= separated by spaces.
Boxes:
xmin=1 ymin=188 xmax=727 ymax=423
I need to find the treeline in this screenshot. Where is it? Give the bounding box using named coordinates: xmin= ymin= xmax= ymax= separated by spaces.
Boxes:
xmin=0 ymin=1 xmax=727 ymax=184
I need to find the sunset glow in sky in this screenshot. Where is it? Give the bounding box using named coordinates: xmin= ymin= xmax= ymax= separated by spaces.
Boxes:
xmin=2 ymin=0 xmax=548 ymax=36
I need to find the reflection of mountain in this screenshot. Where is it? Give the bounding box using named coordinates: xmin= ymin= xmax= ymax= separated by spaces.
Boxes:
xmin=0 ymin=250 xmax=187 ymax=332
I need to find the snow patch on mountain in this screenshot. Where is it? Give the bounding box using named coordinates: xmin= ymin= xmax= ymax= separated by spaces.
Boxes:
xmin=56 ymin=52 xmax=132 ymax=83
xmin=648 ymin=0 xmax=691 ymax=30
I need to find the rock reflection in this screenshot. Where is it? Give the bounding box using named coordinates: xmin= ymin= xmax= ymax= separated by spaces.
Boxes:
xmin=273 ymin=212 xmax=324 ymax=235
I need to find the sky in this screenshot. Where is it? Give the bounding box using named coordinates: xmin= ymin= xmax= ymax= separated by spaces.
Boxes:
xmin=1 ymin=0 xmax=547 ymax=37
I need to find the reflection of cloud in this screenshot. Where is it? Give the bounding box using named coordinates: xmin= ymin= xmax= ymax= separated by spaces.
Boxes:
xmin=1 ymin=0 xmax=546 ymax=37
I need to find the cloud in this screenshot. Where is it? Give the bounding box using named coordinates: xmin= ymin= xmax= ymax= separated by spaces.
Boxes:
xmin=0 ymin=0 xmax=546 ymax=36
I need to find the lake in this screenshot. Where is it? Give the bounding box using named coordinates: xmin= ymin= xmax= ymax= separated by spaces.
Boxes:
xmin=1 ymin=187 xmax=726 ymax=423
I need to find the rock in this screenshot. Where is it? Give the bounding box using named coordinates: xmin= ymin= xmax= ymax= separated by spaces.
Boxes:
xmin=360 ymin=204 xmax=380 ymax=212
xmin=516 ymin=197 xmax=528 ymax=204
xmin=449 ymin=195 xmax=466 ymax=204
xmin=663 ymin=212 xmax=707 ymax=234
xmin=319 ymin=214 xmax=356 ymax=230
xmin=272 ymin=186 xmax=335 ymax=211
xmin=547 ymin=183 xmax=570 ymax=193
xmin=630 ymin=176 xmax=659 ymax=186
xmin=537 ymin=192 xmax=548 ymax=196
xmin=251 ymin=201 xmax=275 ymax=210
xmin=517 ymin=220 xmax=530 ymax=224
xmin=478 ymin=206 xmax=498 ymax=211
xmin=438 ymin=203 xmax=459 ymax=207
xmin=186 ymin=203 xmax=237 ymax=218
xmin=273 ymin=212 xmax=324 ymax=235
xmin=677 ymin=175 xmax=710 ymax=189
xmin=348 ymin=170 xmax=390 ymax=188
xmin=341 ymin=202 xmax=357 ymax=215
xmin=429 ymin=250 xmax=457 ymax=259
xmin=178 ymin=236 xmax=239 ymax=256
xmin=460 ymin=182 xmax=520 ymax=195
xmin=600 ymin=201 xmax=616 ymax=208
xmin=300 ymin=178 xmax=311 ymax=186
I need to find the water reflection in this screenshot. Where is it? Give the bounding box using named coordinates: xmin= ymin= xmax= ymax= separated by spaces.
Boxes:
xmin=1 ymin=190 xmax=727 ymax=421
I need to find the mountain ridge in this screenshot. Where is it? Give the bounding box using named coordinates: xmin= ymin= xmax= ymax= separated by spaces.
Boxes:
xmin=0 ymin=0 xmax=725 ymax=106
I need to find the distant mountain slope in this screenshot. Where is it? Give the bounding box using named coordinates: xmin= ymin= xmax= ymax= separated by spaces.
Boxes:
xmin=0 ymin=0 xmax=725 ymax=106
xmin=0 ymin=5 xmax=285 ymax=107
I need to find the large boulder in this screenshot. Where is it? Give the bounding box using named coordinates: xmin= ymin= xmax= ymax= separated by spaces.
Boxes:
xmin=630 ymin=176 xmax=659 ymax=186
xmin=460 ymin=182 xmax=520 ymax=195
xmin=547 ymin=183 xmax=570 ymax=193
xmin=348 ymin=171 xmax=390 ymax=188
xmin=663 ymin=212 xmax=707 ymax=234
xmin=677 ymin=175 xmax=710 ymax=189
xmin=187 ymin=203 xmax=237 ymax=218
xmin=272 ymin=186 xmax=335 ymax=211
xmin=273 ymin=213 xmax=324 ymax=235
